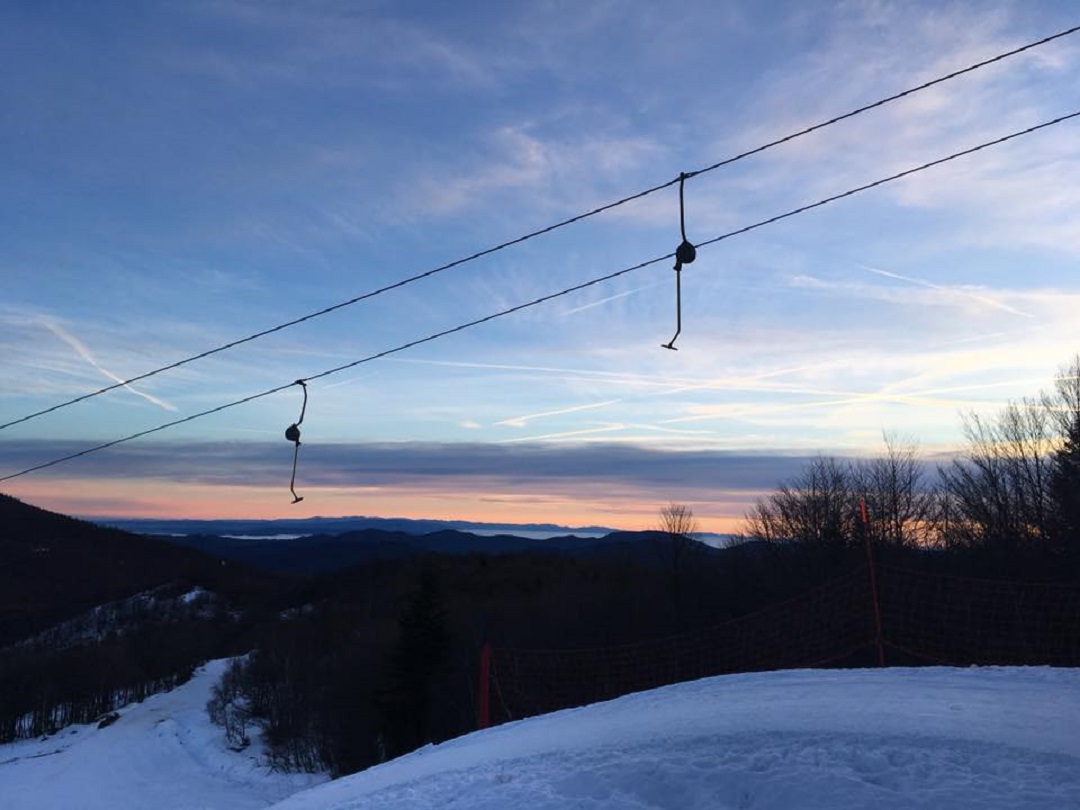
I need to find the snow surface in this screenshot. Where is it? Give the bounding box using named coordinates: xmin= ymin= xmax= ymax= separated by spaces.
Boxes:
xmin=2 ymin=665 xmax=1077 ymax=809
xmin=0 ymin=660 xmax=327 ymax=810
xmin=269 ymin=667 xmax=1080 ymax=810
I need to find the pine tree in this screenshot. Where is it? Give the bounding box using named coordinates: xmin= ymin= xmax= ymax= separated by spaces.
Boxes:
xmin=1050 ymin=414 xmax=1080 ymax=563
xmin=1048 ymin=355 xmax=1080 ymax=570
xmin=381 ymin=566 xmax=449 ymax=757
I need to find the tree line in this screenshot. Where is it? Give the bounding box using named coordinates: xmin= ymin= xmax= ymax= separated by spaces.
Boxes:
xmin=203 ymin=543 xmax=777 ymax=776
xmin=203 ymin=357 xmax=1080 ymax=778
xmin=0 ymin=588 xmax=252 ymax=744
xmin=744 ymin=356 xmax=1080 ymax=574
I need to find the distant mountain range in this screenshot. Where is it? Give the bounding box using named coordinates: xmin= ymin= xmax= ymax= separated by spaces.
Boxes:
xmin=94 ymin=515 xmax=736 ymax=575
xmin=97 ymin=515 xmax=619 ymax=539
xmin=0 ymin=495 xmax=741 ymax=642
xmin=116 ymin=526 xmax=711 ymax=575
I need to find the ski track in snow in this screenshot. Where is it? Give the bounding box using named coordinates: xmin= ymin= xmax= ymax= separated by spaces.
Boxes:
xmin=0 ymin=660 xmax=326 ymax=810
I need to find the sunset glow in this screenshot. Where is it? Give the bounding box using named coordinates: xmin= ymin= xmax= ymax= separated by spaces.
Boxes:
xmin=3 ymin=2 xmax=1079 ymax=527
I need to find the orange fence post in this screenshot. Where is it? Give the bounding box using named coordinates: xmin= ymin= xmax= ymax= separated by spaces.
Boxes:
xmin=860 ymin=498 xmax=886 ymax=667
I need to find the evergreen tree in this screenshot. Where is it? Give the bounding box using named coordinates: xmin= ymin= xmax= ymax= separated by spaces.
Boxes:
xmin=1047 ymin=356 xmax=1080 ymax=570
xmin=381 ymin=566 xmax=449 ymax=757
xmin=1050 ymin=407 xmax=1080 ymax=562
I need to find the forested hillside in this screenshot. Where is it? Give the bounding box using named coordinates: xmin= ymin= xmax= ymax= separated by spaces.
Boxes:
xmin=0 ymin=494 xmax=275 ymax=646
xmin=0 ymin=495 xmax=283 ymax=743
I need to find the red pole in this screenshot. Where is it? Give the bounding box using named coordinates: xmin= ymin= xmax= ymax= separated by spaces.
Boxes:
xmin=860 ymin=498 xmax=886 ymax=667
xmin=477 ymin=642 xmax=491 ymax=729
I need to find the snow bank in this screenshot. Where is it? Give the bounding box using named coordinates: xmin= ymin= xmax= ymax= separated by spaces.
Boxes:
xmin=269 ymin=666 xmax=1080 ymax=810
xmin=3 ymin=664 xmax=1076 ymax=809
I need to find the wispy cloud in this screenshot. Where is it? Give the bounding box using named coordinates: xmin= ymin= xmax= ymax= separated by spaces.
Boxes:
xmin=703 ymin=3 xmax=1080 ymax=257
xmin=170 ymin=0 xmax=494 ymax=90
xmin=404 ymin=124 xmax=663 ymax=219
xmin=0 ymin=437 xmax=821 ymax=493
xmin=4 ymin=436 xmax=956 ymax=531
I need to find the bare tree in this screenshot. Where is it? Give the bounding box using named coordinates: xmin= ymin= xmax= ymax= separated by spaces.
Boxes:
xmin=741 ymin=356 xmax=1080 ymax=562
xmin=1043 ymin=354 xmax=1080 ymax=436
xmin=744 ymin=440 xmax=938 ymax=552
xmin=744 ymin=456 xmax=856 ymax=549
xmin=939 ymin=399 xmax=1055 ymax=554
xmin=657 ymin=502 xmax=700 ymax=607
xmin=935 ymin=356 xmax=1080 ymax=556
xmin=853 ymin=435 xmax=936 ymax=549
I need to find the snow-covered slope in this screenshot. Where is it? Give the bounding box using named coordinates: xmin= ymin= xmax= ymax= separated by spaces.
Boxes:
xmin=3 ymin=665 xmax=1077 ymax=809
xmin=0 ymin=660 xmax=327 ymax=810
xmin=269 ymin=667 xmax=1080 ymax=810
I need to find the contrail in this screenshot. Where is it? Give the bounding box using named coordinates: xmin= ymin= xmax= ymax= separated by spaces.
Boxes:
xmin=40 ymin=319 xmax=177 ymax=412
xmin=497 ymin=424 xmax=627 ymax=443
xmin=496 ymin=399 xmax=624 ymax=428
xmin=863 ymin=265 xmax=1033 ymax=318
xmin=561 ymin=283 xmax=658 ymax=316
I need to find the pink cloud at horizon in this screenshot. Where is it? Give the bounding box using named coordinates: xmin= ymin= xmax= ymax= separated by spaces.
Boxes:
xmin=4 ymin=477 xmax=757 ymax=535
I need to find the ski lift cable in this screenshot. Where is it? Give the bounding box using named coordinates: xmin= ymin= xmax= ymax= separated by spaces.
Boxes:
xmin=2 ymin=22 xmax=1077 ymax=433
xmin=2 ymin=108 xmax=1078 ymax=484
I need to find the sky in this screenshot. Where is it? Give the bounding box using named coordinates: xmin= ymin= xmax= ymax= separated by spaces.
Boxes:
xmin=2 ymin=0 xmax=1080 ymax=531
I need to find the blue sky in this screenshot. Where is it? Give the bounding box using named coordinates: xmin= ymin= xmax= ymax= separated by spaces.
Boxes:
xmin=2 ymin=0 xmax=1079 ymax=530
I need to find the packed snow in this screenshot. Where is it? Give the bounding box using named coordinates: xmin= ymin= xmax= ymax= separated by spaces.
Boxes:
xmin=268 ymin=666 xmax=1080 ymax=810
xmin=1 ymin=664 xmax=1077 ymax=809
xmin=0 ymin=660 xmax=326 ymax=810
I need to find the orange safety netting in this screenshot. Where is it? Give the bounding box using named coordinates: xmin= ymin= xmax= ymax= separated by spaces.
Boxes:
xmin=482 ymin=562 xmax=1080 ymax=725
